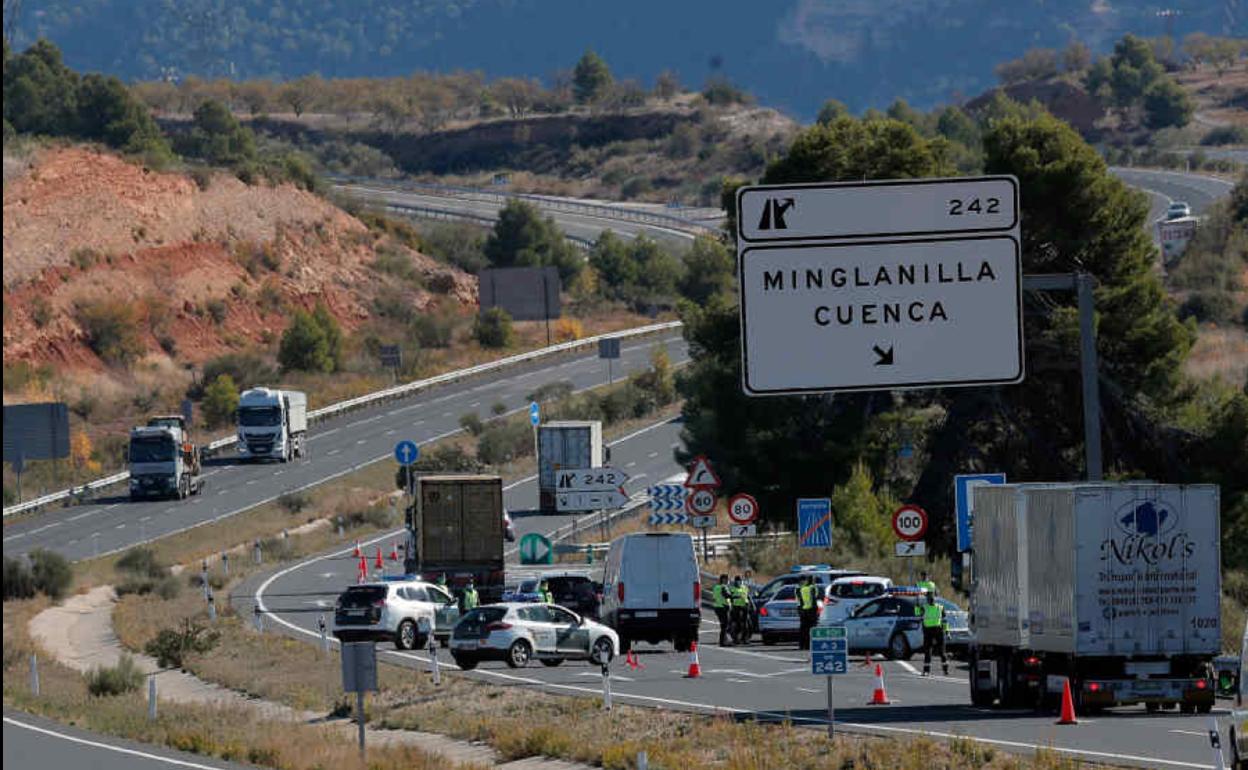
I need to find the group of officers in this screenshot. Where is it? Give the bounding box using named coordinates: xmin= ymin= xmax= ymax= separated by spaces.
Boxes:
xmin=712 ymin=569 xmax=949 ymax=676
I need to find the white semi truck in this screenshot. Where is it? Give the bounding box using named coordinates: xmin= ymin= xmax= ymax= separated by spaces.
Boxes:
xmin=968 ymin=482 xmax=1221 ymax=714
xmin=235 ymin=388 xmax=308 ymax=462
xmin=128 ymin=416 xmax=203 ymax=501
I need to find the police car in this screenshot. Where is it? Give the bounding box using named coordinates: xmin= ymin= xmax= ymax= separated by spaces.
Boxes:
xmin=751 ymin=565 xmax=864 ymax=636
xmin=449 ymin=603 xmax=618 ymax=670
xmin=333 ymin=578 xmax=459 ymax=649
xmin=819 ymin=576 xmax=893 ymax=624
xmin=836 ymin=594 xmax=925 ymax=660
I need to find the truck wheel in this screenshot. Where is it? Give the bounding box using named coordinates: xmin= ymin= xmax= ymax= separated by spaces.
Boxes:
xmin=506 ymin=640 xmax=532 ymax=669
xmin=178 ymin=477 xmax=188 ymax=500
xmin=396 ymin=620 xmax=418 ymax=650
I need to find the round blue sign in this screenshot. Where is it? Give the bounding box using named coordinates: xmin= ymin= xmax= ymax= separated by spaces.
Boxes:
xmin=394 ymin=440 xmax=419 ymax=466
xmin=529 ymin=401 xmax=540 ymax=426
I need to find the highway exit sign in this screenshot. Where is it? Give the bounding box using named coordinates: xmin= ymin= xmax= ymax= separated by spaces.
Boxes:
xmin=736 ymin=176 xmax=1023 ymax=395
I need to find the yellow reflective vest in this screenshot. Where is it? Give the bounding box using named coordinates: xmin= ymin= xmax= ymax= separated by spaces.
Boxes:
xmin=797 ymin=583 xmax=818 ymax=611
xmin=916 ymin=602 xmax=944 ymax=628
xmin=463 ymin=587 xmax=479 ymax=610
xmin=712 ymin=584 xmax=729 ymax=608
xmin=730 ymin=585 xmax=749 ymax=607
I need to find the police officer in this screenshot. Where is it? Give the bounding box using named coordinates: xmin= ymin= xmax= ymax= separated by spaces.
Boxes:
xmin=462 ymin=578 xmax=479 ymax=612
xmin=730 ymin=576 xmax=751 ymax=644
xmin=538 ymin=579 xmax=553 ymax=604
xmin=797 ymin=574 xmax=819 ymax=651
xmin=917 ymin=571 xmax=937 ymax=597
xmin=437 ymin=572 xmax=448 ymax=589
xmin=915 ymin=591 xmax=948 ymax=676
xmin=712 ymin=574 xmax=731 ymax=646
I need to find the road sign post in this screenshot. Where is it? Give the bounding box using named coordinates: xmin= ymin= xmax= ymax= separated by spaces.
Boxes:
xmin=599 ymin=338 xmax=621 ymax=385
xmin=736 ymin=176 xmax=1023 ymax=395
xmin=797 ymin=498 xmax=832 ymax=549
xmin=341 ymin=641 xmax=378 ymax=759
xmin=811 ymin=626 xmax=848 ymax=739
xmin=954 ymin=473 xmax=1006 ymax=552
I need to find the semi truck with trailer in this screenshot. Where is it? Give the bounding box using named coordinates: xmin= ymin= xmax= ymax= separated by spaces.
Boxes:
xmin=968 ymin=483 xmax=1221 ymax=714
xmin=127 ymin=416 xmax=203 ymax=501
xmin=404 ymin=475 xmax=506 ymax=604
xmin=235 ymin=388 xmax=307 ymax=462
xmin=537 ymin=420 xmax=603 ymax=512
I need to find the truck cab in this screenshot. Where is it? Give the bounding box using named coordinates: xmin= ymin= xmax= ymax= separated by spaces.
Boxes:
xmin=128 ymin=424 xmax=201 ymax=501
xmin=236 ymin=387 xmax=307 ymax=462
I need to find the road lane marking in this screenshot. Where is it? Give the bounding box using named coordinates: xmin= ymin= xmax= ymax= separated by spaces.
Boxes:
xmin=327 ymin=449 xmax=340 ymax=456
xmin=67 ymin=509 xmax=103 ymax=522
xmin=898 ymin=661 xmax=918 ymax=674
xmin=626 ymin=462 xmax=636 ymax=468
xmin=796 ymin=687 xmax=821 ymax=693
xmin=274 ymin=470 xmax=284 ymax=476
xmin=115 ymin=524 xmax=126 ymax=530
xmin=385 ymin=429 xmax=397 ymax=435
xmin=3 ymin=716 xmax=228 ymax=770
xmin=647 ymin=451 xmax=658 ymax=458
xmin=309 ymin=428 xmax=339 ymax=441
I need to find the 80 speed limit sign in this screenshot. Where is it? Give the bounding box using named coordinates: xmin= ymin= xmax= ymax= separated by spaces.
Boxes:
xmin=891 ymin=504 xmax=928 ymax=542
xmin=727 ymin=493 xmax=759 ymax=525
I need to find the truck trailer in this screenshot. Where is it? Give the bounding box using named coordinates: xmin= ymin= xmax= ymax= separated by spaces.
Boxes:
xmin=235 ymin=388 xmax=307 ymax=462
xmin=968 ymin=483 xmax=1221 ymax=714
xmin=537 ymin=420 xmax=603 ymax=512
xmin=405 ymin=475 xmax=506 ymax=604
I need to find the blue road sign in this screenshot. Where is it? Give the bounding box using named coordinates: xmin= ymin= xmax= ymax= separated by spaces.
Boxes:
xmin=529 ymin=402 xmax=541 ymax=426
xmin=955 ymin=473 xmax=1006 ymax=552
xmin=648 ymin=512 xmax=689 ymax=526
xmin=648 ymin=484 xmax=687 ymax=512
xmin=394 ymin=440 xmax=419 ymax=466
xmin=797 ymin=498 xmax=832 ymax=549
xmin=810 ymin=626 xmax=848 ymax=675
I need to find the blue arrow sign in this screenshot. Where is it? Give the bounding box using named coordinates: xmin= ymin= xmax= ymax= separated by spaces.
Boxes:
xmin=649 ymin=484 xmax=686 ymax=500
xmin=529 ymin=401 xmax=541 ymax=426
xmin=955 ymin=473 xmax=1006 ymax=552
xmin=394 ymin=440 xmax=419 ymax=466
xmin=648 ymin=512 xmax=689 ymax=526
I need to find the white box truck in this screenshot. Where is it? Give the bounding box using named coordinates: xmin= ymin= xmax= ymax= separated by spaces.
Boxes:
xmin=537 ymin=420 xmax=603 ymax=512
xmin=235 ymin=388 xmax=307 ymax=462
xmin=969 ymin=483 xmax=1221 ymax=714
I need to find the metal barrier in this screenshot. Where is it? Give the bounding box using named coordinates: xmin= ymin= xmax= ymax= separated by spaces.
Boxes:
xmin=3 ymin=321 xmax=683 ymax=518
xmin=379 ymin=202 xmax=593 ymax=250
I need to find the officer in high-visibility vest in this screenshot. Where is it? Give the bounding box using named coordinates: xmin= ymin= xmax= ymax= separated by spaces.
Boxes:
xmin=462 ymin=578 xmax=479 ymax=612
xmin=437 ymin=573 xmax=448 ymax=589
xmin=915 ymin=590 xmax=948 ymax=676
xmin=917 ymin=571 xmax=938 ymax=597
xmin=797 ymin=575 xmax=820 ymax=650
xmin=712 ymin=574 xmax=731 ymax=646
xmin=538 ymin=580 xmax=553 ymax=604
xmin=730 ymin=576 xmax=751 ymax=643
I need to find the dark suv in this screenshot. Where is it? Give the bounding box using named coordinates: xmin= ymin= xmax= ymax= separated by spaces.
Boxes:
xmin=545 ymin=574 xmax=601 ymax=618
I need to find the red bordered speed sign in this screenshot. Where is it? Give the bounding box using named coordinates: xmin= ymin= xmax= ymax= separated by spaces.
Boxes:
xmin=891 ymin=504 xmax=928 ymax=541
xmin=727 ymin=493 xmax=758 ymax=525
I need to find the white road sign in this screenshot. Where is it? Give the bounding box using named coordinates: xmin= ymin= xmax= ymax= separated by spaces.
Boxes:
xmin=736 ymin=176 xmax=1023 ymax=395
xmin=728 ymin=493 xmax=759 ymax=525
xmin=555 ymin=467 xmax=630 ymax=493
xmin=687 ymin=488 xmax=717 ymax=515
xmin=556 ymin=488 xmax=629 ymax=512
xmin=731 ymin=524 xmax=757 ymax=537
xmin=895 ymin=540 xmax=927 ymax=557
xmin=691 ymin=514 xmax=716 ymax=529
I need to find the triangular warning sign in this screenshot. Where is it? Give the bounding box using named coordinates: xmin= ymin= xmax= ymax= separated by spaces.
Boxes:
xmin=684 ymin=455 xmax=721 ymax=489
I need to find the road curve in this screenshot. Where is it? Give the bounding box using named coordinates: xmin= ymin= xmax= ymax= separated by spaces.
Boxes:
xmin=1111 ymin=167 xmax=1235 ymax=221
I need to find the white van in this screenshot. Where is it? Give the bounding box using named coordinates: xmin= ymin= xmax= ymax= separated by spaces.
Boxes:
xmin=600 ymin=533 xmax=700 ymax=652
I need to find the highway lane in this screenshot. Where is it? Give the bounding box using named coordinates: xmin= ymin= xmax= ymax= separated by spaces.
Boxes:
xmin=4 ymin=712 xmax=247 ymax=770
xmin=1111 ymin=167 xmax=1234 ymax=218
xmin=3 ymin=334 xmax=688 ymax=562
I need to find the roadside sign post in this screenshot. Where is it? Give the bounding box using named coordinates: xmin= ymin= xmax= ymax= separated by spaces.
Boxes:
xmin=954 ymin=473 xmax=1006 ymax=552
xmin=797 ymin=498 xmax=833 ymax=549
xmin=342 ymin=642 xmax=379 ymax=759
xmin=529 ymin=402 xmax=541 ymax=474
xmin=687 ymin=488 xmax=717 ymax=561
xmin=148 ymin=673 xmax=157 ymax=721
xmin=891 ymin=504 xmax=929 ymax=584
xmin=428 ymin=634 xmax=441 ymax=686
xmin=29 ymin=653 xmax=38 ymax=697
xmin=811 ymin=626 xmax=848 ymax=739
xmin=601 ymin=660 xmax=612 ymax=710
xmin=599 ymin=337 xmax=621 ymax=385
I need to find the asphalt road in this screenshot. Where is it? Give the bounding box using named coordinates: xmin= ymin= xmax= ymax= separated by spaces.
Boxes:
xmin=1111 ymin=167 xmax=1235 ymax=222
xmin=4 ymin=711 xmax=248 ymax=770
xmin=2 ymin=333 xmax=688 ymax=562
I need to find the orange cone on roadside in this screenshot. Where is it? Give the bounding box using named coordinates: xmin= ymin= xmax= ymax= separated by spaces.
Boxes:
xmin=867 ymin=663 xmax=892 ymax=705
xmin=356 ymin=555 xmax=367 ymax=583
xmin=389 ymin=542 xmax=399 ymax=561
xmin=684 ymin=641 xmax=702 ymax=678
xmin=625 ymin=649 xmax=644 ymax=670
xmin=1057 ymin=679 xmax=1078 ymax=725
xmin=374 ymin=547 xmax=384 ymax=570
xmin=353 ymin=539 xmax=361 ymax=557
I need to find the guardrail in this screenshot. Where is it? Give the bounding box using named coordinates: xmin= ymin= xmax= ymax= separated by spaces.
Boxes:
xmin=3 ymin=321 xmax=684 ymax=518
xmin=332 ymin=175 xmax=720 ymax=237
xmin=379 ymin=201 xmax=593 ymax=250
xmin=567 ymin=531 xmax=788 ymax=559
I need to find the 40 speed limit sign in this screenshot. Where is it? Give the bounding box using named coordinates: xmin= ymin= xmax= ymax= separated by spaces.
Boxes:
xmin=891 ymin=504 xmax=928 ymax=542
xmin=728 ymin=493 xmax=759 ymax=525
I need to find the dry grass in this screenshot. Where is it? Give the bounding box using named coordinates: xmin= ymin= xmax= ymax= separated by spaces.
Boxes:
xmin=1184 ymin=325 xmax=1248 ymax=383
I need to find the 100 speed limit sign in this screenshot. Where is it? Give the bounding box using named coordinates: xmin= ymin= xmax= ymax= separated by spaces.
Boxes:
xmin=891 ymin=504 xmax=928 ymax=542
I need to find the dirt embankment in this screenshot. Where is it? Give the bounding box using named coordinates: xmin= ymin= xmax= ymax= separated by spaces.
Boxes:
xmin=2 ymin=146 xmax=474 ymax=376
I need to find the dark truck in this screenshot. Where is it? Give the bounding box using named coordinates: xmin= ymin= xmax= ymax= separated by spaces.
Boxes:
xmin=404 ymin=475 xmax=506 ymax=604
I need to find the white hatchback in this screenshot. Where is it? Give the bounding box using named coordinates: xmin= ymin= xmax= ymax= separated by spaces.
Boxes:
xmin=449 ymin=603 xmax=618 ymax=670
xmin=332 ymin=579 xmax=458 ymax=650
xmin=819 ymin=576 xmax=893 ymax=625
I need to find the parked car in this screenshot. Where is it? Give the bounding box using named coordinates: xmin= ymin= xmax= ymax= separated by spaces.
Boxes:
xmin=751 ymin=566 xmax=865 ymax=637
xmin=332 ymin=578 xmax=459 ymax=649
xmin=757 ymin=584 xmax=813 ymax=645
xmin=600 ymin=533 xmax=700 ymax=652
xmin=842 ymin=595 xmax=925 ymax=660
xmin=1166 ymin=201 xmax=1192 ymax=220
xmin=819 ymin=576 xmax=893 ymax=624
xmin=502 ymin=579 xmax=542 ymax=603
xmin=545 ymin=573 xmax=601 ymax=619
xmin=449 ymin=603 xmax=618 ymax=670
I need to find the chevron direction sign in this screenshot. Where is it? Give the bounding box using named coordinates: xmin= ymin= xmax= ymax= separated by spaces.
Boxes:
xmin=648 ymin=483 xmax=687 ymax=512
xmin=649 ymin=511 xmax=689 ymax=526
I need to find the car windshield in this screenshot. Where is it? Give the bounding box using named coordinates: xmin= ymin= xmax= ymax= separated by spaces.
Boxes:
xmin=831 ymin=581 xmax=882 ymax=598
xmin=129 ymin=436 xmax=176 ymax=463
xmin=339 ymin=586 xmax=386 ymax=608
xmin=238 ymin=406 xmax=281 ymax=426
xmin=459 ymin=607 xmax=507 ymax=626
xmin=771 ymin=585 xmax=797 ymax=601
xmin=517 ymin=580 xmax=539 ymax=593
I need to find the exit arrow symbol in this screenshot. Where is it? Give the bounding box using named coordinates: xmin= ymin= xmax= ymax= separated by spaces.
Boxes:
xmin=873 ymin=345 xmax=894 ymax=366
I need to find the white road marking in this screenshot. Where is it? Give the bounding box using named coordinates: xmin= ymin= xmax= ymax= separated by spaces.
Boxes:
xmin=796 ymin=687 xmax=821 ymax=693
xmin=309 ymin=427 xmax=339 ymax=441
xmin=357 ymin=439 xmax=367 ymax=445
xmin=898 ymin=661 xmax=918 ymax=674
xmin=385 ymin=429 xmax=397 ymax=435
xmin=626 ymin=462 xmax=637 ymax=468
xmin=1169 ymin=730 xmax=1206 ymax=737
xmin=577 ymin=672 xmax=635 ymax=682
xmin=442 ymin=412 xmax=452 ymax=417
xmin=647 ymin=451 xmax=658 ymax=458
xmin=274 ymin=470 xmax=284 ymax=476
xmin=327 ymin=449 xmax=340 ymax=456
xmin=115 ymin=524 xmax=126 ymax=530
xmin=67 ymin=509 xmax=103 ymax=522
xmin=470 ymin=401 xmax=480 ymax=408
xmin=3 ymin=716 xmax=227 ymax=770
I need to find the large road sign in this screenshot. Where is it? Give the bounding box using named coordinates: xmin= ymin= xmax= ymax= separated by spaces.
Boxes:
xmin=684 ymin=455 xmax=721 ymax=488
xmin=519 ymin=532 xmax=553 ymax=565
xmin=810 ymin=626 xmax=848 ymax=675
xmin=686 ymin=488 xmax=717 ymax=515
xmin=556 ymin=467 xmax=630 ymax=493
xmin=598 ymin=338 xmax=621 ymax=359
xmin=393 ymin=440 xmax=419 ymax=466
xmin=728 ymin=493 xmax=759 ymax=525
xmin=891 ymin=504 xmax=928 ymax=542
xmin=955 ymin=473 xmax=1006 ymax=552
xmin=556 ymin=488 xmax=629 ymax=512
xmin=797 ymin=498 xmax=832 ymax=549
xmin=735 ymin=176 xmax=1023 ymax=395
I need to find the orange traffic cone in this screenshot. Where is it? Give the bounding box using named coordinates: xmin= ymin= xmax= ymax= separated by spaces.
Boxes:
xmin=356 ymin=555 xmax=367 ymax=583
xmin=374 ymin=547 xmax=384 ymax=570
xmin=1057 ymin=678 xmax=1078 ymax=725
xmin=625 ymin=649 xmax=643 ymax=670
xmin=684 ymin=641 xmax=702 ymax=678
xmin=389 ymin=542 xmax=399 ymax=561
xmin=867 ymin=663 xmax=892 ymax=705
xmin=353 ymin=539 xmax=361 ymax=557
